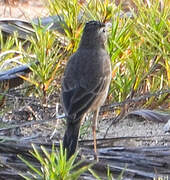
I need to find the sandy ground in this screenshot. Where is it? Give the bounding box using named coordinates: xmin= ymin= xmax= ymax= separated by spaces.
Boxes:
xmin=8 ymin=109 xmax=169 ymax=149
xmin=0 ymin=0 xmax=49 ymax=20
xmin=98 ymin=117 xmax=169 ymax=147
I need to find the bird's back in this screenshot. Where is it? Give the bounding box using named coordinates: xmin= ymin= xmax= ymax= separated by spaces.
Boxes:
xmin=62 ymin=47 xmax=111 ymax=117
xmin=63 ymin=47 xmax=111 ymax=88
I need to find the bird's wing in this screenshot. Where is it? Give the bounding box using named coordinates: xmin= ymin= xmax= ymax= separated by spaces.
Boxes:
xmin=62 ymin=77 xmax=106 ymax=123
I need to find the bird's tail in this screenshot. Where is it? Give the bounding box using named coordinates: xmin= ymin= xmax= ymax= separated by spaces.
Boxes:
xmin=63 ymin=121 xmax=81 ymax=160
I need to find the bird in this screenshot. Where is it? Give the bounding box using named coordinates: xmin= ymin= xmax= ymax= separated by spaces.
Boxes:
xmin=61 ymin=20 xmax=112 ymax=160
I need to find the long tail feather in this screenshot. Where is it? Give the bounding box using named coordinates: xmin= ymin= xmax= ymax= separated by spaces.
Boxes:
xmin=63 ymin=121 xmax=81 ymax=160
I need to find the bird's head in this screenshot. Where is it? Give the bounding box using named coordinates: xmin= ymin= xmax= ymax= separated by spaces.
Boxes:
xmin=79 ymin=21 xmax=109 ymax=49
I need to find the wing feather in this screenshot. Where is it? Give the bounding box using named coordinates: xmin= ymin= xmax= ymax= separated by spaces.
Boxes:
xmin=62 ymin=77 xmax=106 ymax=123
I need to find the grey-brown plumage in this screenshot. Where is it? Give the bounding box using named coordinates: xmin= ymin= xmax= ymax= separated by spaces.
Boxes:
xmin=62 ymin=21 xmax=112 ymax=159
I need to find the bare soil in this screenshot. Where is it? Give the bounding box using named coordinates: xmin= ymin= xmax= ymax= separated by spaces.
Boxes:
xmin=0 ymin=0 xmax=49 ymax=20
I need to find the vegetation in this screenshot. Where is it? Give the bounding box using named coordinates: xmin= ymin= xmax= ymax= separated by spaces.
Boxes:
xmin=18 ymin=142 xmax=93 ymax=180
xmin=46 ymin=0 xmax=170 ymax=110
xmin=18 ymin=142 xmax=123 ymax=180
xmin=0 ymin=0 xmax=169 ymax=179
xmin=0 ymin=0 xmax=169 ymax=109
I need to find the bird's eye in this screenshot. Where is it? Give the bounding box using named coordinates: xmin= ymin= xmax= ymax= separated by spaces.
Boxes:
xmin=99 ymin=27 xmax=106 ymax=34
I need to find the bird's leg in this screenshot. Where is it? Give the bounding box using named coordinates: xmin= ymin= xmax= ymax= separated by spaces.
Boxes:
xmin=92 ymin=109 xmax=99 ymax=161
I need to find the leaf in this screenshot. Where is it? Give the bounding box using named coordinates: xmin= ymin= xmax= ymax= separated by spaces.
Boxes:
xmin=126 ymin=109 xmax=170 ymax=123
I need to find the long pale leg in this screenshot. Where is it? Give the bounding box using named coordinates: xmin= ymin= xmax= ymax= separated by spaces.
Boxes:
xmin=92 ymin=108 xmax=99 ymax=161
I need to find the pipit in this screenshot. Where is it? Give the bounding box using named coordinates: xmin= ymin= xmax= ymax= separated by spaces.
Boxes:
xmin=62 ymin=20 xmax=112 ymax=160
